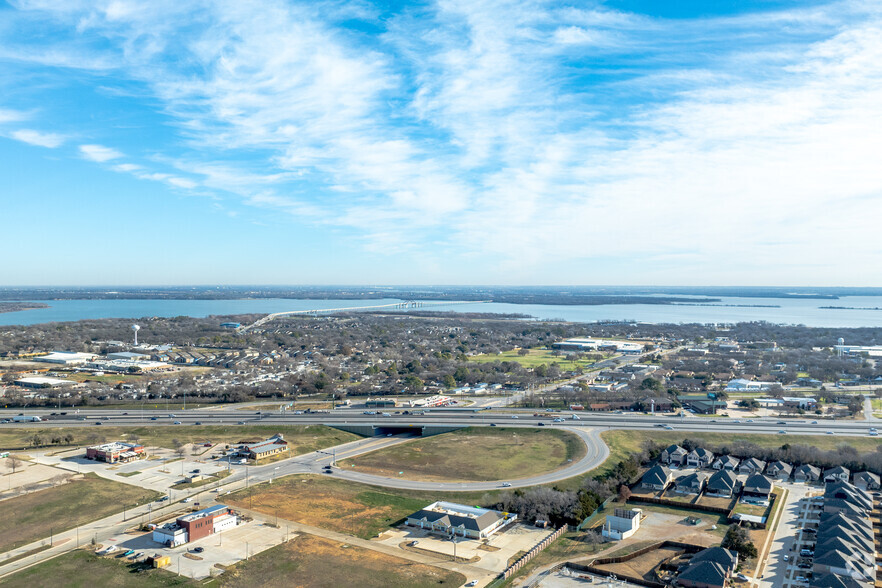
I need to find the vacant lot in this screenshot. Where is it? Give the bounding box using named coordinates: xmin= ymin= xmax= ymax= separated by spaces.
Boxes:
xmin=470 ymin=347 xmax=611 ymax=371
xmin=339 ymin=427 xmax=585 ymax=482
xmin=0 ymin=473 xmax=160 ymax=553
xmin=601 ymin=429 xmax=882 ymax=458
xmin=226 ymin=474 xmax=493 ymax=540
xmin=0 ymin=549 xmax=196 ymax=588
xmin=595 ymin=545 xmax=683 ymax=581
xmin=220 ymin=533 xmax=464 ymax=588
xmin=0 ymin=424 xmax=357 ymax=453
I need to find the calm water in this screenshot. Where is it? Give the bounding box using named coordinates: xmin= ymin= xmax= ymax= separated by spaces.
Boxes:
xmin=2 ymin=296 xmax=882 ymax=327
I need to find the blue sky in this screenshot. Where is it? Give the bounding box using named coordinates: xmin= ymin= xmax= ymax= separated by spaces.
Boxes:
xmin=1 ymin=0 xmax=881 ymax=286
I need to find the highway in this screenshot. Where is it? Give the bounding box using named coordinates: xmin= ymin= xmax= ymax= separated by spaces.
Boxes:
xmin=2 ymin=406 xmax=881 ymax=438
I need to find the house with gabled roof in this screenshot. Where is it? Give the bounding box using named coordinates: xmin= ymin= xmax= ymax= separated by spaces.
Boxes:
xmin=794 ymin=464 xmax=820 ymax=483
xmin=741 ymin=474 xmax=773 ymax=504
xmin=737 ymin=457 xmax=766 ymax=475
xmin=687 ymin=448 xmax=715 ymax=468
xmin=640 ymin=464 xmax=672 ymax=491
xmin=405 ymin=501 xmax=516 ymax=539
xmin=661 ymin=444 xmax=688 ymax=466
xmin=824 ymin=466 xmax=851 ymax=484
xmin=852 ymin=471 xmax=880 ymax=491
xmin=675 ymin=472 xmax=708 ymax=494
xmin=706 ymin=469 xmax=738 ymax=498
xmin=712 ymin=455 xmax=739 ymax=471
xmin=765 ymin=461 xmax=792 ymax=481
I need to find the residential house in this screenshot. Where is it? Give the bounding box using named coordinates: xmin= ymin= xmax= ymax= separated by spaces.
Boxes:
xmin=661 ymin=444 xmax=688 ymax=466
xmin=737 ymin=458 xmax=766 ymax=476
xmin=794 ymin=464 xmax=821 ymax=484
xmin=687 ymin=448 xmax=715 ymax=469
xmin=677 ymin=547 xmax=738 ymax=588
xmin=640 ymin=465 xmax=673 ymax=491
xmin=823 ymin=466 xmax=851 ymax=484
xmin=741 ymin=474 xmax=773 ymax=505
xmin=765 ymin=461 xmax=793 ymax=481
xmin=852 ymin=471 xmax=881 ymax=492
xmin=675 ymin=472 xmax=708 ymax=494
xmin=712 ymin=456 xmax=740 ymax=471
xmin=706 ymin=470 xmax=738 ymax=498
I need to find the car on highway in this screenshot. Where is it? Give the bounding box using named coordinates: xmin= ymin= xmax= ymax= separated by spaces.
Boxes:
xmin=777 ymin=420 xmax=787 ymax=424
xmin=490 ymin=423 xmax=496 ymax=426
xmin=150 ymin=417 xmax=158 ymax=421
xmin=537 ymin=422 xmax=545 ymax=426
xmin=827 ymin=431 xmax=834 ymax=434
xmin=746 ymin=419 xmax=754 ymax=422
xmin=511 ymin=415 xmax=519 ymax=419
xmin=778 ymin=430 xmax=787 ymax=434
xmin=157 ymin=496 xmax=169 ymax=502
xmin=664 ymin=425 xmax=673 ymax=430
xmin=554 ymin=418 xmax=565 ymax=422
xmin=811 ymin=420 xmax=818 ymax=424
xmin=501 ymin=482 xmax=511 ymax=487
xmin=194 ymin=421 xmax=202 ymax=425
xmin=237 ymin=421 xmax=245 ymax=425
xmin=174 ymin=421 xmax=182 ymax=425
xmin=94 ymin=421 xmax=102 ymax=426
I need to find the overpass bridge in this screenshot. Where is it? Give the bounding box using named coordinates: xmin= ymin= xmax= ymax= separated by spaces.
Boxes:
xmin=237 ymin=300 xmax=487 ymax=332
xmin=330 ymin=422 xmax=464 ymax=437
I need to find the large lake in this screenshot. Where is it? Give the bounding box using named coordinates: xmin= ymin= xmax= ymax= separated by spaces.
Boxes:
xmin=3 ymin=296 xmax=882 ymax=327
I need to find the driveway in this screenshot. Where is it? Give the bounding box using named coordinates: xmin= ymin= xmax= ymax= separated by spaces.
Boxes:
xmin=755 ymin=483 xmax=817 ymax=588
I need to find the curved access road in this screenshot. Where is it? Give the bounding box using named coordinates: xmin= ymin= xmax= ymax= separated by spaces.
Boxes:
xmin=323 ymin=426 xmax=609 ymax=491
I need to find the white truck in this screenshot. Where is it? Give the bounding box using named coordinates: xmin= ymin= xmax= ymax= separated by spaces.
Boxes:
xmin=12 ymin=415 xmax=42 ymax=422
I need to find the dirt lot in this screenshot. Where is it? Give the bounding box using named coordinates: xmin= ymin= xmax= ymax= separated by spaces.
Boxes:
xmin=220 ymin=533 xmax=465 ymax=588
xmin=226 ymin=474 xmax=433 ymax=540
xmin=696 ymin=494 xmax=737 ymax=510
xmin=594 ymin=545 xmax=683 ymax=581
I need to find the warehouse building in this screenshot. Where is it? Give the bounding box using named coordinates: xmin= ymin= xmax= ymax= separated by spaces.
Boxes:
xmin=14 ymin=376 xmax=75 ymax=388
xmin=33 ymin=351 xmax=97 ymax=365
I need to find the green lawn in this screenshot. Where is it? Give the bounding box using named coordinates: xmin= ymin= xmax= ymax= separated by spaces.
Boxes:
xmin=226 ymin=474 xmax=498 ymax=540
xmin=0 ymin=473 xmax=160 ymax=554
xmin=0 ymin=424 xmax=358 ymax=453
xmin=220 ymin=533 xmax=464 ymax=588
xmin=338 ymin=427 xmax=585 ymax=482
xmin=0 ymin=550 xmax=196 ymax=587
xmin=469 ymin=347 xmax=612 ymax=371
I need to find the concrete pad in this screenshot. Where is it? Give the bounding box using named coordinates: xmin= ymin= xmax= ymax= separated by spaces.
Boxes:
xmin=106 ymin=520 xmax=289 ymax=580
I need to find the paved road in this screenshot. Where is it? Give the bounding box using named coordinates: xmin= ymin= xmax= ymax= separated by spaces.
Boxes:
xmin=326 ymin=426 xmax=608 ymax=491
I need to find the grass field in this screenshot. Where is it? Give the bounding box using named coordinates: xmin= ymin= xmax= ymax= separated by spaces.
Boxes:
xmin=220 ymin=533 xmax=465 ymax=588
xmin=338 ymin=427 xmax=585 ymax=482
xmin=226 ymin=474 xmax=496 ymax=540
xmin=0 ymin=424 xmax=358 ymax=452
xmin=0 ymin=550 xmax=196 ymax=588
xmin=0 ymin=473 xmax=160 ymax=554
xmin=600 ymin=429 xmax=882 ymax=457
xmin=469 ymin=347 xmax=612 ymax=371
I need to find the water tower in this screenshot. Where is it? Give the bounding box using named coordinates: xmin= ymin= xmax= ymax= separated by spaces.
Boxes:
xmin=132 ymin=324 xmax=140 ymax=346
xmin=837 ymin=337 xmax=845 ymax=358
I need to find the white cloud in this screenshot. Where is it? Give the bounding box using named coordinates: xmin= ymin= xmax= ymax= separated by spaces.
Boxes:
xmin=11 ymin=128 xmax=65 ymax=148
xmin=78 ymin=143 xmax=123 ymax=162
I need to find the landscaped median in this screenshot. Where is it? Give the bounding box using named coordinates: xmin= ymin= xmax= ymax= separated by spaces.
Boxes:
xmin=337 ymin=427 xmax=586 ymax=482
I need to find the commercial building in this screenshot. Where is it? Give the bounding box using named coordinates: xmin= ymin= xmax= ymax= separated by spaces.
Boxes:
xmin=601 ymin=508 xmax=642 ymax=540
xmin=552 ymin=338 xmax=645 ymax=354
xmin=153 ymin=505 xmax=238 ymax=547
xmin=86 ymin=441 xmax=145 ymax=463
xmin=725 ymin=378 xmax=777 ymax=392
xmin=365 ymin=398 xmax=396 ymax=408
xmin=405 ymin=501 xmax=516 ymax=539
xmin=14 ymin=376 xmax=75 ymax=388
xmin=237 ymin=434 xmax=288 ymax=460
xmin=34 ymin=351 xmax=97 ymax=365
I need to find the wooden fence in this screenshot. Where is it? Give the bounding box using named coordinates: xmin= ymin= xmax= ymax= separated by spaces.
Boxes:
xmin=501 ymin=525 xmax=567 ymax=579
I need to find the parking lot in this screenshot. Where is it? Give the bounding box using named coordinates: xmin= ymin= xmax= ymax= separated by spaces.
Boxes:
xmin=375 ymin=522 xmax=555 ymax=573
xmin=99 ymin=519 xmax=290 ymax=579
xmin=33 ymin=446 xmax=233 ymax=493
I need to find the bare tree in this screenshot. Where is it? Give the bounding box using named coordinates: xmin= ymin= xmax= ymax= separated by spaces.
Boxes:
xmin=6 ymin=455 xmax=23 ymax=475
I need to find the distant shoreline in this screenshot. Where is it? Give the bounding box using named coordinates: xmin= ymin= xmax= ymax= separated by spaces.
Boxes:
xmin=0 ymin=302 xmax=49 ymax=314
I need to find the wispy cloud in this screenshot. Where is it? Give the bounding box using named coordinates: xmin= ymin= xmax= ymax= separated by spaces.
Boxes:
xmin=79 ymin=144 xmax=123 ymax=162
xmin=3 ymin=0 xmax=882 ymax=283
xmin=10 ymin=128 xmax=65 ymax=148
